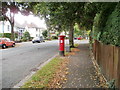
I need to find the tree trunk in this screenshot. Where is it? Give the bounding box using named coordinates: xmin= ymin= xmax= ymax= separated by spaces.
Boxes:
xmin=5 ymin=13 xmax=15 ymax=41
xmin=69 ymin=24 xmax=74 ymax=48
xmin=11 ymin=23 xmax=14 ymax=41
xmin=58 ymin=31 xmax=61 ymax=36
xmin=64 ymin=30 xmax=67 ymax=36
xmin=44 ymin=15 xmax=51 ymax=40
xmin=11 ymin=13 xmax=15 ymax=41
xmin=2 ymin=20 xmax=4 ymax=37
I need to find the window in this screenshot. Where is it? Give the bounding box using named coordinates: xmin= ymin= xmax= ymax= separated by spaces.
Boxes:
xmin=6 ymin=38 xmax=10 ymax=41
xmin=36 ymin=29 xmax=38 ymax=32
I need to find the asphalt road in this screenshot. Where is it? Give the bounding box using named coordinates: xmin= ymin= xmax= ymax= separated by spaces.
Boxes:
xmin=0 ymin=39 xmax=85 ymax=88
xmin=1 ymin=40 xmax=61 ymax=88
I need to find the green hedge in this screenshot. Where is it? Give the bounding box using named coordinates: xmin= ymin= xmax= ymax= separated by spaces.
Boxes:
xmin=92 ymin=12 xmax=102 ymax=41
xmin=52 ymin=36 xmax=58 ymax=39
xmin=92 ymin=3 xmax=120 ymax=46
xmin=0 ymin=33 xmax=18 ymax=40
xmin=100 ymin=3 xmax=120 ymax=46
xmin=0 ymin=33 xmax=3 ymax=37
xmin=2 ymin=33 xmax=11 ymax=39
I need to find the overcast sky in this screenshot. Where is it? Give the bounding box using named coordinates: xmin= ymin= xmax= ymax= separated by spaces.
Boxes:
xmin=14 ymin=12 xmax=47 ymax=29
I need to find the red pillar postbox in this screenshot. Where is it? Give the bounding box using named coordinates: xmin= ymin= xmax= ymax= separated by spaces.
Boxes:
xmin=59 ymin=35 xmax=65 ymax=56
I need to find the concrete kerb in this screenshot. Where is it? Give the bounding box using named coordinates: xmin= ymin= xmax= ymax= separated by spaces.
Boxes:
xmin=13 ymin=41 xmax=80 ymax=88
xmin=13 ymin=53 xmax=59 ymax=88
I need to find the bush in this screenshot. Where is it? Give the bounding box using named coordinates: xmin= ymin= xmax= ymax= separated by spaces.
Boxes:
xmin=92 ymin=3 xmax=120 ymax=46
xmin=21 ymin=38 xmax=27 ymax=42
xmin=42 ymin=30 xmax=48 ymax=38
xmin=4 ymin=33 xmax=12 ymax=39
xmin=52 ymin=36 xmax=58 ymax=39
xmin=100 ymin=3 xmax=120 ymax=46
xmin=92 ymin=12 xmax=102 ymax=41
xmin=0 ymin=33 xmax=3 ymax=37
xmin=0 ymin=33 xmax=18 ymax=40
xmin=22 ymin=31 xmax=31 ymax=41
xmin=14 ymin=33 xmax=18 ymax=39
xmin=0 ymin=33 xmax=12 ymax=39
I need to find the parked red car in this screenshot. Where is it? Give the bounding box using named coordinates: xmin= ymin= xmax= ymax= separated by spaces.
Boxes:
xmin=0 ymin=38 xmax=15 ymax=49
xmin=77 ymin=36 xmax=83 ymax=40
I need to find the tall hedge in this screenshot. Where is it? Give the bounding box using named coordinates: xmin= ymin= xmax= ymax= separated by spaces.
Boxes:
xmin=92 ymin=2 xmax=120 ymax=46
xmin=92 ymin=12 xmax=102 ymax=41
xmin=100 ymin=3 xmax=120 ymax=46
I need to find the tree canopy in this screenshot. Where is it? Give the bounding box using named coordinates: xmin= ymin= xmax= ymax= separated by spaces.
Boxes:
xmin=1 ymin=2 xmax=119 ymax=46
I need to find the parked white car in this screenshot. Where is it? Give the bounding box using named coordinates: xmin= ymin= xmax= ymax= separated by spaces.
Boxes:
xmin=32 ymin=36 xmax=45 ymax=43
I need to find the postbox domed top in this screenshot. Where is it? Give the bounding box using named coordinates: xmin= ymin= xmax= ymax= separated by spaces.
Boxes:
xmin=59 ymin=35 xmax=65 ymax=37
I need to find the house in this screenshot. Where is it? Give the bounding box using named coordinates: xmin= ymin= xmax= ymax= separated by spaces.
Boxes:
xmin=0 ymin=20 xmax=46 ymax=40
xmin=23 ymin=22 xmax=45 ymax=38
xmin=14 ymin=21 xmax=26 ymax=40
xmin=0 ymin=21 xmax=11 ymax=33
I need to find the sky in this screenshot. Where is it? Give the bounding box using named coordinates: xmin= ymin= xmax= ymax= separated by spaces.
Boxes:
xmin=14 ymin=12 xmax=47 ymax=29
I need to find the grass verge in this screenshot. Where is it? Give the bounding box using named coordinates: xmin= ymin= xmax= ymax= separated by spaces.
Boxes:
xmin=22 ymin=43 xmax=79 ymax=88
xmin=74 ymin=43 xmax=79 ymax=47
xmin=21 ymin=56 xmax=64 ymax=88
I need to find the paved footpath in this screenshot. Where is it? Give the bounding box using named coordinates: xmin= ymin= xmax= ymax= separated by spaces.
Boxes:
xmin=63 ymin=42 xmax=103 ymax=88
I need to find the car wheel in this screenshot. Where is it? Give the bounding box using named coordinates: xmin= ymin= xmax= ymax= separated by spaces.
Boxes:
xmin=12 ymin=43 xmax=15 ymax=47
xmin=2 ymin=44 xmax=6 ymax=49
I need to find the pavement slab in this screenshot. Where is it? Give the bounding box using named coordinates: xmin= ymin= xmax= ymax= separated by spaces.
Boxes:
xmin=63 ymin=43 xmax=104 ymax=88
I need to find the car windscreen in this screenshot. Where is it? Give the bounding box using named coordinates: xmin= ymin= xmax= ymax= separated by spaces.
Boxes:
xmin=0 ymin=38 xmax=3 ymax=42
xmin=6 ymin=38 xmax=10 ymax=41
xmin=33 ymin=37 xmax=40 ymax=40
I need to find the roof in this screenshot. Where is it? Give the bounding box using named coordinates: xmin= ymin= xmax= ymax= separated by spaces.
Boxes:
xmin=14 ymin=21 xmax=25 ymax=28
xmin=27 ymin=23 xmax=38 ymax=28
xmin=0 ymin=21 xmax=44 ymax=29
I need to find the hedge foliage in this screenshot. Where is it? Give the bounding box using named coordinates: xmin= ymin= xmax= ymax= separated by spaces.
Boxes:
xmin=0 ymin=33 xmax=11 ymax=39
xmin=100 ymin=3 xmax=120 ymax=46
xmin=0 ymin=33 xmax=18 ymax=40
xmin=0 ymin=33 xmax=3 ymax=37
xmin=22 ymin=31 xmax=31 ymax=41
xmin=92 ymin=3 xmax=120 ymax=46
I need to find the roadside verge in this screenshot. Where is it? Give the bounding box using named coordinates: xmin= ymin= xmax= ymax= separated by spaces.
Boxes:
xmin=13 ymin=54 xmax=58 ymax=88
xmin=14 ymin=44 xmax=79 ymax=88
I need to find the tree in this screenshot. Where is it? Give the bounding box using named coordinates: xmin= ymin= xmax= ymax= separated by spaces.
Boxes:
xmin=42 ymin=30 xmax=48 ymax=38
xmin=2 ymin=2 xmax=20 ymax=40
xmin=32 ymin=2 xmax=86 ymax=47
xmin=74 ymin=23 xmax=84 ymax=37
xmin=22 ymin=31 xmax=31 ymax=41
xmin=1 ymin=2 xmax=31 ymax=40
xmin=32 ymin=2 xmax=51 ymax=39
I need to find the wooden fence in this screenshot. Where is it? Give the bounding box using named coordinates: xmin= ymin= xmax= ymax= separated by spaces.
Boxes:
xmin=92 ymin=40 xmax=120 ymax=88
